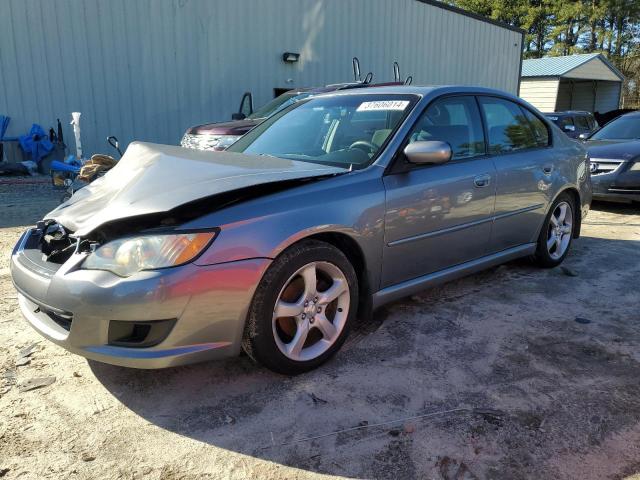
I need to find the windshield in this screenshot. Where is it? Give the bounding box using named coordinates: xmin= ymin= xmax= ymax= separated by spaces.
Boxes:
xmin=590 ymin=115 xmax=640 ymax=141
xmin=247 ymin=91 xmax=312 ymax=119
xmin=228 ymin=94 xmax=418 ymax=168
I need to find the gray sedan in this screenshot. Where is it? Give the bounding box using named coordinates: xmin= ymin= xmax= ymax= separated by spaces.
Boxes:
xmin=10 ymin=86 xmax=592 ymax=374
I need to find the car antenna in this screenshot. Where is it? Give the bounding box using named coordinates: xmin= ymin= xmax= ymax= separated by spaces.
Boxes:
xmin=352 ymin=57 xmax=362 ymax=82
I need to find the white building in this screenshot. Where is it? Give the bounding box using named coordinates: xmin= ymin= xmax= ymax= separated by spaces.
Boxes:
xmin=1 ymin=0 xmax=524 ymax=157
xmin=519 ymin=53 xmax=624 ymax=114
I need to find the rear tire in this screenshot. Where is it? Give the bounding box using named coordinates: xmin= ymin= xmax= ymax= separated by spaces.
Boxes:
xmin=533 ymin=193 xmax=575 ymax=268
xmin=242 ymin=239 xmax=358 ymax=375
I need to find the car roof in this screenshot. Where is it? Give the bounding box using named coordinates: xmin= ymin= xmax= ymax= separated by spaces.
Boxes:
xmin=309 ymin=84 xmax=520 ymax=98
xmin=620 ymin=110 xmax=640 ymax=118
xmin=298 ymin=81 xmax=407 ymax=95
xmin=543 ymin=111 xmax=592 ymax=116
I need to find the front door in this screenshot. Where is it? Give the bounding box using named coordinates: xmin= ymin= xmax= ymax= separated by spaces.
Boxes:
xmin=382 ymin=95 xmax=496 ymax=288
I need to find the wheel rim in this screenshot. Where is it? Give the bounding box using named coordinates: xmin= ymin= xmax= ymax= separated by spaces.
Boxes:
xmin=547 ymin=201 xmax=573 ymax=260
xmin=272 ymin=261 xmax=350 ymax=362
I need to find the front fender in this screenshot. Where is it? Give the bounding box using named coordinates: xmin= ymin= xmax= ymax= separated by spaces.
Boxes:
xmin=183 ymin=168 xmax=387 ymax=293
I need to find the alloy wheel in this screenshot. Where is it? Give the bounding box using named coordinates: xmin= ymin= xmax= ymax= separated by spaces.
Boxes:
xmin=547 ymin=201 xmax=573 ymax=260
xmin=272 ymin=261 xmax=350 ymax=362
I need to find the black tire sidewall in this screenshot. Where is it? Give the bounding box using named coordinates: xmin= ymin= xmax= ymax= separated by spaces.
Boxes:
xmin=243 ymin=240 xmax=358 ymax=374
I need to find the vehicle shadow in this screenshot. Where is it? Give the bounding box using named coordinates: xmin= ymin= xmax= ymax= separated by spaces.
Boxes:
xmin=591 ymin=200 xmax=639 ymax=215
xmin=89 ymin=234 xmax=640 ymax=478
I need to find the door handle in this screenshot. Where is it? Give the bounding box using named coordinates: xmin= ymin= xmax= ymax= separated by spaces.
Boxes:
xmin=474 ymin=174 xmax=491 ymax=188
xmin=543 ymin=165 xmax=554 ymax=175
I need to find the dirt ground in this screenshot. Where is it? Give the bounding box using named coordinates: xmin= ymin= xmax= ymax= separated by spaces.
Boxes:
xmin=1 ymin=179 xmax=640 ymax=480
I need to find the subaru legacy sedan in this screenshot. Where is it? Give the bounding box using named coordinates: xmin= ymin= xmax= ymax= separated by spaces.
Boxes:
xmin=11 ymin=86 xmax=591 ymax=374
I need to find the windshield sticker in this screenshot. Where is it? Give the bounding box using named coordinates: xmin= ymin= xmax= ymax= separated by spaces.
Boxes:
xmin=357 ymin=100 xmax=410 ymax=112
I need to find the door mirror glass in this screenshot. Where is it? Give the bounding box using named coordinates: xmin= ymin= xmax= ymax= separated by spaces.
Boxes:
xmin=578 ymin=132 xmax=589 ymax=140
xmin=404 ymin=141 xmax=452 ymax=165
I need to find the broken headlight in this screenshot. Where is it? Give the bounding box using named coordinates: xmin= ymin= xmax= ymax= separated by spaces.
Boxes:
xmin=82 ymin=232 xmax=216 ymax=277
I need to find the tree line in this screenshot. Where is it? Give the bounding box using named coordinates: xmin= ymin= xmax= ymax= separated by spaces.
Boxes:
xmin=449 ymin=0 xmax=640 ymax=108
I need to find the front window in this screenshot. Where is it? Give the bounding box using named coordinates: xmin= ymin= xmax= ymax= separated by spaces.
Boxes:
xmin=228 ymin=94 xmax=418 ymax=168
xmin=589 ymin=115 xmax=640 ymax=141
xmin=407 ymin=95 xmax=485 ymax=160
xmin=247 ymin=92 xmax=311 ymax=119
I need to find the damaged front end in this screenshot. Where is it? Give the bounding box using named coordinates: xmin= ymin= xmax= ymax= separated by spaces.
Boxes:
xmin=30 ymin=141 xmax=347 ymax=276
xmin=37 ymin=221 xmax=77 ymax=264
xmin=28 ymin=175 xmax=329 ymax=281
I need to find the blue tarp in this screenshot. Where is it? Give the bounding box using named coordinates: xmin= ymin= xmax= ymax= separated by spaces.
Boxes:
xmin=0 ymin=115 xmax=10 ymax=140
xmin=18 ymin=123 xmax=53 ymax=164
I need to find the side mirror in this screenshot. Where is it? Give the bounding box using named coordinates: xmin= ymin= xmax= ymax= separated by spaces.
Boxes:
xmin=236 ymin=91 xmax=253 ymax=119
xmin=404 ymin=141 xmax=452 ymax=165
xmin=231 ymin=112 xmax=246 ymax=120
xmin=564 ymin=124 xmax=576 ymax=132
xmin=578 ymin=133 xmax=589 ymax=140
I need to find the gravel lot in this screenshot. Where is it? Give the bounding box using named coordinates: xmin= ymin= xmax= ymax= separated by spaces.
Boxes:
xmin=1 ymin=179 xmax=640 ymax=480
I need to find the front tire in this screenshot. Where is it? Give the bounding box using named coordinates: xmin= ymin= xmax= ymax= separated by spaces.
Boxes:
xmin=243 ymin=239 xmax=358 ymax=374
xmin=533 ymin=193 xmax=575 ymax=268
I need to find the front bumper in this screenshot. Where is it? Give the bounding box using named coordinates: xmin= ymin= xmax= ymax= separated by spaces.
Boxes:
xmin=591 ymin=162 xmax=640 ymax=202
xmin=10 ymin=229 xmax=271 ymax=368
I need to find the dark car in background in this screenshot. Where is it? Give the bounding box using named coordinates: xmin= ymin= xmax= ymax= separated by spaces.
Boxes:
xmin=181 ymin=81 xmax=409 ymax=151
xmin=181 ymin=85 xmax=354 ymax=151
xmin=545 ymin=111 xmax=599 ymax=139
xmin=583 ymin=111 xmax=640 ymax=203
xmin=181 ymin=88 xmax=311 ymax=151
xmin=180 ymin=59 xmax=412 ymax=152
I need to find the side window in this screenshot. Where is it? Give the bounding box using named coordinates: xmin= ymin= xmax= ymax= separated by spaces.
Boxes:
xmin=560 ymin=116 xmax=574 ymax=128
xmin=408 ymin=96 xmax=485 ymax=160
xmin=521 ymin=108 xmax=550 ymax=147
xmin=575 ymin=115 xmax=590 ymax=130
xmin=478 ymin=96 xmax=537 ymax=153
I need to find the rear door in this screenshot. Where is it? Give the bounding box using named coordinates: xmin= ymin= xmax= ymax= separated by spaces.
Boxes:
xmin=477 ymin=96 xmax=553 ymax=252
xmin=382 ymin=95 xmax=496 ymax=287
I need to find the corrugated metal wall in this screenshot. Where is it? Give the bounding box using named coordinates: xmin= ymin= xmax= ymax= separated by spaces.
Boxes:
xmin=0 ymin=0 xmax=522 ymax=159
xmin=519 ymin=78 xmax=560 ymax=112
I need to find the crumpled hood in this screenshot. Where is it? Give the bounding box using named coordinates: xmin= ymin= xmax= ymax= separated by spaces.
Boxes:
xmin=46 ymin=142 xmax=347 ymax=236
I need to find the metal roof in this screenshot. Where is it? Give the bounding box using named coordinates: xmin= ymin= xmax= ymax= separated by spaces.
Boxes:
xmin=521 ymin=53 xmax=624 ymax=80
